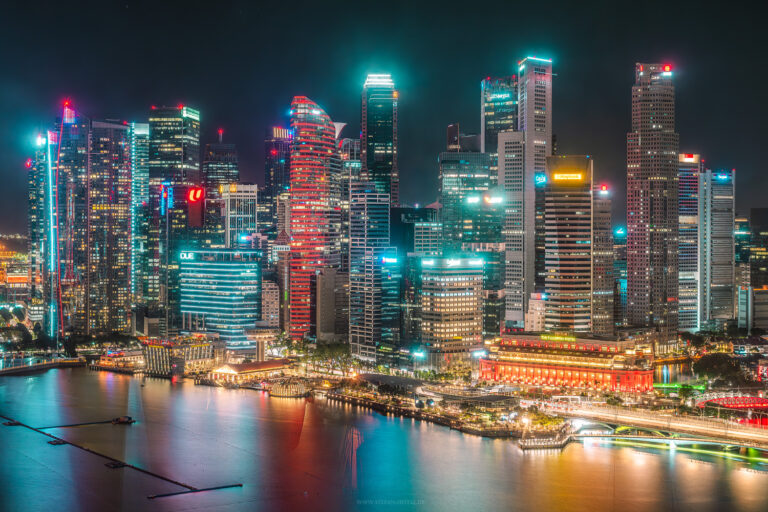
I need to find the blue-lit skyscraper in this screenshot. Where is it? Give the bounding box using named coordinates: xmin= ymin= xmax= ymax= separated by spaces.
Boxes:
xmin=362 ymin=74 xmax=398 ymax=204
xmin=481 ymin=75 xmax=517 ymax=173
xmin=51 ymin=102 xmax=90 ymax=335
xmin=613 ymin=226 xmax=628 ymax=328
xmin=438 ymin=151 xmax=493 ymax=251
xmin=130 ymin=122 xmax=149 ymax=305
xmin=180 ymin=249 xmax=262 ymax=347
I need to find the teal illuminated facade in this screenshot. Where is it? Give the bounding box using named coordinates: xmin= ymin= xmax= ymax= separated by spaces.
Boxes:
xmin=130 ymin=122 xmax=149 ymax=305
xmin=362 ymin=74 xmax=398 ymax=204
xmin=438 ymin=151 xmax=503 ymax=337
xmin=480 ymin=75 xmax=517 ymax=172
xmin=179 ymin=249 xmax=262 ymax=347
xmin=438 ymin=151 xmax=494 ymax=251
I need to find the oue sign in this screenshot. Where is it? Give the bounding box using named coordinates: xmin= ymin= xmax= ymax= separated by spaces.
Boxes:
xmin=180 ymin=252 xmax=195 ymax=260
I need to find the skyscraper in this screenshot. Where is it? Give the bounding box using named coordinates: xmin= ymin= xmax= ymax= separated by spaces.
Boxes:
xmin=542 ymin=156 xmax=613 ymax=335
xmin=699 ymin=169 xmax=735 ymax=328
xmin=499 ymin=130 xmax=528 ymax=328
xmin=262 ymin=127 xmax=293 ymax=235
xmin=438 ymin=151 xmax=504 ymax=337
xmin=678 ymin=153 xmax=701 ymax=331
xmin=179 ymin=249 xmax=261 ymax=347
xmin=87 ymin=120 xmax=132 ymax=333
xmin=27 ymin=135 xmax=47 ymax=301
xmin=339 ymin=137 xmax=362 ymax=272
xmin=220 ymin=183 xmax=258 ymax=248
xmin=592 ymin=183 xmax=615 ymax=336
xmin=734 ymin=215 xmax=751 ymax=317
xmin=148 ymin=105 xmax=201 ymax=185
xmin=418 ymin=256 xmax=483 ymax=369
xmin=626 ymin=63 xmax=679 ymax=352
xmin=39 ymin=104 xmax=135 ymax=336
xmin=517 ymin=57 xmax=553 ymax=186
xmin=613 ymin=226 xmax=628 ymax=328
xmin=349 ymin=181 xmax=396 ymax=361
xmin=438 ymin=151 xmax=493 ymax=251
xmin=130 ymin=122 xmax=149 ymax=306
xmin=480 ymin=75 xmax=518 ymax=171
xmin=750 ymin=208 xmax=768 ymax=290
xmin=361 ymin=74 xmax=398 ymax=204
xmin=202 ymin=131 xmax=239 ymax=191
xmin=53 ymin=102 xmax=89 ymax=334
xmin=146 ymin=105 xmax=201 ymax=334
xmin=288 ymin=96 xmax=341 ymax=340
xmin=499 ymin=57 xmax=553 ymax=329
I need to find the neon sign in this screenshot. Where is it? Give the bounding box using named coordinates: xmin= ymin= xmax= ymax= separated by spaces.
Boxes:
xmin=187 ymin=187 xmax=204 ymax=203
xmin=552 ymin=173 xmax=583 ymax=181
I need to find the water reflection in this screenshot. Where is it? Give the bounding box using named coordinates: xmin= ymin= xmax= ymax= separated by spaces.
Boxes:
xmin=1 ymin=368 xmax=767 ymax=511
xmin=655 ymin=362 xmax=695 ymax=385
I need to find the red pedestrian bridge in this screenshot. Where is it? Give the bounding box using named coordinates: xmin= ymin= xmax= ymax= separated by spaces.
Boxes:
xmin=695 ymin=393 xmax=768 ymax=409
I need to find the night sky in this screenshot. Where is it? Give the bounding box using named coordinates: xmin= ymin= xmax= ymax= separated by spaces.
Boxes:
xmin=1 ymin=1 xmax=765 ymax=234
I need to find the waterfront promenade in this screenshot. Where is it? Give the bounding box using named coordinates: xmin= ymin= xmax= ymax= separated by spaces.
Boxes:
xmin=0 ymin=358 xmax=84 ymax=376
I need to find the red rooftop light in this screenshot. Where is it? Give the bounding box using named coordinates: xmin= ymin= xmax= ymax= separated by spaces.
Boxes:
xmin=663 ymin=64 xmax=672 ymax=72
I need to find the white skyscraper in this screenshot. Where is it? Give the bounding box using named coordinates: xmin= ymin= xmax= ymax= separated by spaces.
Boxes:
xmin=517 ymin=57 xmax=553 ymax=175
xmin=221 ymin=184 xmax=258 ymax=248
xmin=499 ymin=130 xmax=527 ymax=327
xmin=498 ymin=56 xmax=553 ymax=328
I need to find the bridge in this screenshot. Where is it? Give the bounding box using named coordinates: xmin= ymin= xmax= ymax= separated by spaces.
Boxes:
xmin=694 ymin=392 xmax=768 ymax=409
xmin=541 ymin=402 xmax=768 ymax=450
xmin=572 ymin=433 xmax=767 ymax=451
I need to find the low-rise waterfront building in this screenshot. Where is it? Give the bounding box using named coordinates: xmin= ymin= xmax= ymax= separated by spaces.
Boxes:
xmin=209 ymin=358 xmax=292 ymax=384
xmin=96 ymin=349 xmax=144 ymax=371
xmin=141 ymin=334 xmax=218 ymax=377
xmin=479 ymin=333 xmax=653 ymax=392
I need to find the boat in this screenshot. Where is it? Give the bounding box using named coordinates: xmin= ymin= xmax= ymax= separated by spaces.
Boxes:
xmin=111 ymin=416 xmax=135 ymax=425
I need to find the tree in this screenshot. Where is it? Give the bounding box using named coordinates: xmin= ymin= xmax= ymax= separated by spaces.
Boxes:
xmin=0 ymin=308 xmax=13 ymax=324
xmin=12 ymin=307 xmax=26 ymax=323
xmin=61 ymin=337 xmax=78 ymax=358
xmin=693 ymin=353 xmax=744 ymax=385
xmin=678 ymin=384 xmax=695 ymax=401
xmin=680 ymin=331 xmax=706 ymax=348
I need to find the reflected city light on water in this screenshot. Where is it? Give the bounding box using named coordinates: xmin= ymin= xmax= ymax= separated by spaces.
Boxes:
xmin=2 ymin=368 xmax=768 ymax=511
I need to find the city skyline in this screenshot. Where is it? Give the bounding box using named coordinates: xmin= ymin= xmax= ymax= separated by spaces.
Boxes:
xmin=1 ymin=2 xmax=765 ymax=234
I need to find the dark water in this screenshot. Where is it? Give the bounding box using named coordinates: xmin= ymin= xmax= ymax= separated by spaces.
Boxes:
xmin=1 ymin=369 xmax=767 ymax=512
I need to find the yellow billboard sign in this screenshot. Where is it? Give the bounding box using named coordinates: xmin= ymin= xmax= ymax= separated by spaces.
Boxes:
xmin=552 ymin=172 xmax=583 ymax=181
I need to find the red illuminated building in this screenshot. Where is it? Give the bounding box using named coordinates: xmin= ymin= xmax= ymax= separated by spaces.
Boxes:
xmin=479 ymin=334 xmax=654 ymax=392
xmin=288 ymin=96 xmax=341 ymax=340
